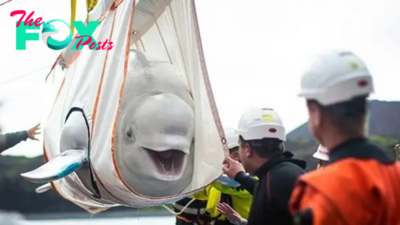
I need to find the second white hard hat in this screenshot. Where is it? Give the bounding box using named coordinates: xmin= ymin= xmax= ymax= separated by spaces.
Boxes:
xmin=236 ymin=107 xmax=286 ymax=141
xmin=298 ymin=50 xmax=374 ymax=106
xmin=312 ymin=145 xmax=329 ymax=161
xmin=224 ymin=128 xmax=239 ymax=149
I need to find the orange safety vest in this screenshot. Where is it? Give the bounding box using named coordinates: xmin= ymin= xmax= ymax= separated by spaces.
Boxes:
xmin=289 ymin=158 xmax=400 ymax=225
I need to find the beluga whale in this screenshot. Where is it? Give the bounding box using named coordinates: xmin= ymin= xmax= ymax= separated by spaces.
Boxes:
xmin=21 ymin=49 xmax=202 ymax=209
xmin=112 ymin=49 xmax=195 ymax=196
xmin=20 ymin=0 xmax=225 ymax=212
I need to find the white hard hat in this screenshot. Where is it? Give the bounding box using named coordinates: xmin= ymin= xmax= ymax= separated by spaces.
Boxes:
xmin=298 ymin=50 xmax=374 ymax=106
xmin=313 ymin=145 xmax=329 ymax=161
xmin=224 ymin=128 xmax=239 ymax=149
xmin=236 ymin=107 xmax=286 ymax=141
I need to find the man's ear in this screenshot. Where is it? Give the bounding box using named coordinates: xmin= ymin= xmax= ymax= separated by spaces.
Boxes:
xmin=245 ymin=143 xmax=253 ymax=158
xmin=307 ymin=101 xmax=322 ymax=127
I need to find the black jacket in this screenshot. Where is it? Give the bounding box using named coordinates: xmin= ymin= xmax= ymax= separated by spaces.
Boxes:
xmin=234 ymin=152 xmax=306 ymax=225
xmin=0 ymin=131 xmax=29 ymax=153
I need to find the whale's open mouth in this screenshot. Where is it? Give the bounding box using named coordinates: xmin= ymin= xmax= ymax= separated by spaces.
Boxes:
xmin=143 ymin=148 xmax=186 ymax=178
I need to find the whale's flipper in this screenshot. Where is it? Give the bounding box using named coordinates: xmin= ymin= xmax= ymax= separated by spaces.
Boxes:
xmin=35 ymin=183 xmax=52 ymax=194
xmin=21 ymin=149 xmax=88 ymax=183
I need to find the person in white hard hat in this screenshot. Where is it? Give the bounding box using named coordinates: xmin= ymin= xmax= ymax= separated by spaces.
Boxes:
xmin=393 ymin=144 xmax=400 ymax=161
xmin=289 ymin=50 xmax=400 ymax=225
xmin=222 ymin=107 xmax=306 ymax=225
xmin=192 ymin=128 xmax=254 ymax=225
xmin=312 ymin=145 xmax=329 ymax=169
xmin=224 ymin=128 xmax=242 ymax=161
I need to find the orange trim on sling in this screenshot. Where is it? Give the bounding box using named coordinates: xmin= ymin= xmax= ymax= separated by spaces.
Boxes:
xmin=109 ymin=0 xmax=221 ymax=199
xmin=63 ymin=0 xmax=124 ymax=68
xmin=110 ymin=0 xmax=137 ymax=195
xmin=88 ymin=0 xmax=122 ymax=201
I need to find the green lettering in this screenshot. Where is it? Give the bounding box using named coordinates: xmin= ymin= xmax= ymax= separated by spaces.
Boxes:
xmin=72 ymin=21 xmax=100 ymax=50
xmin=16 ymin=22 xmax=40 ymax=50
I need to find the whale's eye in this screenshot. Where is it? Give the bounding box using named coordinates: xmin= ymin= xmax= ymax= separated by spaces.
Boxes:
xmin=125 ymin=126 xmax=135 ymax=142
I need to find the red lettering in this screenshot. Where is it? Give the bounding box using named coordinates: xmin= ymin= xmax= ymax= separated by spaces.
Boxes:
xmin=89 ymin=41 xmax=96 ymax=50
xmin=73 ymin=36 xmax=114 ymax=50
xmin=10 ymin=10 xmax=42 ymax=27
xmin=101 ymin=39 xmax=109 ymax=50
xmin=24 ymin=11 xmax=35 ymax=26
xmin=10 ymin=10 xmax=26 ymax=27
xmin=107 ymin=41 xmax=114 ymax=50
xmin=95 ymin=41 xmax=102 ymax=50
xmin=75 ymin=35 xmax=93 ymax=49
xmin=34 ymin=17 xmax=43 ymax=26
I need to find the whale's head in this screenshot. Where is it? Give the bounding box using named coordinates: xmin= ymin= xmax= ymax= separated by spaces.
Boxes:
xmin=125 ymin=93 xmax=194 ymax=181
xmin=114 ymin=50 xmax=195 ymax=197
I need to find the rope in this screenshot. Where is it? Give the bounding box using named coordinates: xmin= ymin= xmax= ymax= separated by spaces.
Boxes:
xmin=0 ymin=65 xmax=53 ymax=87
xmin=0 ymin=0 xmax=13 ymax=7
xmin=45 ymin=55 xmax=61 ymax=82
xmin=162 ymin=198 xmax=196 ymax=215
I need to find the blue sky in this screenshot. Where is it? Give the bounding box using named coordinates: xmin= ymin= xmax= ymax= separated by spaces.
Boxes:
xmin=0 ymin=0 xmax=399 ymax=157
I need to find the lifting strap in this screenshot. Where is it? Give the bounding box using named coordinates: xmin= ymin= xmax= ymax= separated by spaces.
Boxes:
xmin=70 ymin=0 xmax=76 ymax=34
xmin=70 ymin=0 xmax=99 ymax=34
xmin=86 ymin=0 xmax=98 ymax=21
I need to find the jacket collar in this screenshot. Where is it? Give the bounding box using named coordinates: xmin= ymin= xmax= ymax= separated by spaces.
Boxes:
xmin=328 ymin=137 xmax=394 ymax=164
xmin=255 ymin=152 xmax=306 ymax=177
